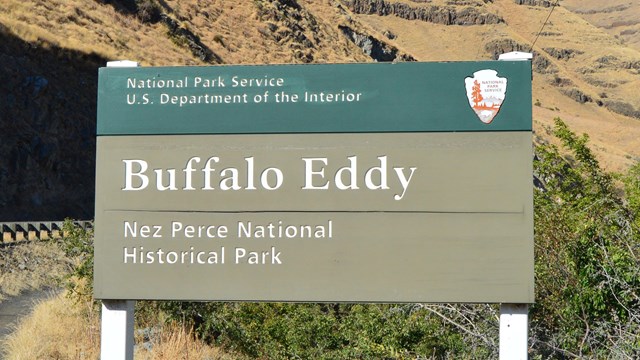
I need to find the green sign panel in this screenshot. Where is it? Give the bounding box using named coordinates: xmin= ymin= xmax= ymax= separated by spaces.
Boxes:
xmin=97 ymin=62 xmax=531 ymax=134
xmin=94 ymin=62 xmax=534 ymax=303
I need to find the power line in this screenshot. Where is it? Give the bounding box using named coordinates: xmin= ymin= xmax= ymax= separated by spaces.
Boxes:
xmin=529 ymin=0 xmax=561 ymax=53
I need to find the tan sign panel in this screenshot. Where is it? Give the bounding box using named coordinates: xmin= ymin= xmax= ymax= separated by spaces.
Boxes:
xmin=94 ymin=133 xmax=533 ymax=302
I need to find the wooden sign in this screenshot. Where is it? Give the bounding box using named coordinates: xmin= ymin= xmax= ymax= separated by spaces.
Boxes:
xmin=94 ymin=62 xmax=533 ymax=303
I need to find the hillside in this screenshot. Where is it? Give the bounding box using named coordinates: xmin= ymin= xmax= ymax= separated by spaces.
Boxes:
xmin=0 ymin=0 xmax=639 ymax=221
xmin=562 ymin=0 xmax=640 ymax=51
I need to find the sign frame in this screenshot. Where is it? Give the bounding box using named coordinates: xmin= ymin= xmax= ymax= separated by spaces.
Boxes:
xmin=96 ymin=58 xmax=534 ymax=360
xmin=95 ymin=60 xmax=534 ymax=304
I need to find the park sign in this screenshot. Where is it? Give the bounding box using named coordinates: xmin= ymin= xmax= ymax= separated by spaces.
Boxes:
xmin=94 ymin=61 xmax=534 ymax=303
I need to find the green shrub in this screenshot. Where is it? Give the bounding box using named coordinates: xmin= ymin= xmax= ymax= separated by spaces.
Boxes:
xmin=531 ymin=118 xmax=639 ymax=358
xmin=158 ymin=301 xmax=494 ymax=359
xmin=60 ymin=219 xmax=95 ymax=301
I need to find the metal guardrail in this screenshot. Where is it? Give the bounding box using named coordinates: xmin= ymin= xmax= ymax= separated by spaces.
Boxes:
xmin=1 ymin=221 xmax=92 ymax=243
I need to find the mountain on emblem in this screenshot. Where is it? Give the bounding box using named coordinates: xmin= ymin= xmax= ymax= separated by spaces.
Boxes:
xmin=464 ymin=69 xmax=507 ymax=124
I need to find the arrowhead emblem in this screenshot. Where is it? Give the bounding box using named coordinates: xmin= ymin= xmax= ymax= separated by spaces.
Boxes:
xmin=465 ymin=69 xmax=508 ymax=124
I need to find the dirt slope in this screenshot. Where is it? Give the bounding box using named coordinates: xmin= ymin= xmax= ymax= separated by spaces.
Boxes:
xmin=562 ymin=0 xmax=640 ymax=52
xmin=339 ymin=0 xmax=640 ymax=171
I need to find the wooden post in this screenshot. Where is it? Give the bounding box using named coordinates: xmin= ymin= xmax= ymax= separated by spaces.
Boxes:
xmin=499 ymin=303 xmax=529 ymax=359
xmin=100 ymin=60 xmax=139 ymax=360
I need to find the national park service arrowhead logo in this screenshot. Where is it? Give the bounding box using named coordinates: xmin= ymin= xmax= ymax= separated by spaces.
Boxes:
xmin=465 ymin=69 xmax=507 ymax=124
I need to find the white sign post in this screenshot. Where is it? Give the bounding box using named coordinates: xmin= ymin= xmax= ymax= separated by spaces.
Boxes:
xmin=499 ymin=303 xmax=529 ymax=359
xmin=498 ymin=52 xmax=532 ymax=360
xmin=100 ymin=300 xmax=135 ymax=360
xmin=99 ymin=60 xmax=138 ymax=360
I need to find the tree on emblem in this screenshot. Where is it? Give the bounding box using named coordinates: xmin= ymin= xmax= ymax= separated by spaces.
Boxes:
xmin=471 ymin=80 xmax=483 ymax=107
xmin=465 ymin=69 xmax=506 ymax=124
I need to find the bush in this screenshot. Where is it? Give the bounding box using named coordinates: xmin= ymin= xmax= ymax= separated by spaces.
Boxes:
xmin=60 ymin=219 xmax=95 ymax=301
xmin=136 ymin=0 xmax=162 ymax=24
xmin=531 ymin=118 xmax=639 ymax=358
xmin=158 ymin=301 xmax=496 ymax=359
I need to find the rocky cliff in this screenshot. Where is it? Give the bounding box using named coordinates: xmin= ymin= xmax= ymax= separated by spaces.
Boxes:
xmin=0 ymin=25 xmax=103 ymax=220
xmin=344 ymin=0 xmax=504 ymax=25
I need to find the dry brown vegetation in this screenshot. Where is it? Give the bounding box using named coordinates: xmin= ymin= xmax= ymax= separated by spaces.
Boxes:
xmin=135 ymin=322 xmax=234 ymax=360
xmin=0 ymin=0 xmax=370 ymax=66
xmin=562 ymin=0 xmax=640 ymax=52
xmin=0 ymin=0 xmax=199 ymax=65
xmin=344 ymin=0 xmax=640 ymax=171
xmin=2 ymin=291 xmax=101 ymax=359
xmin=157 ymin=0 xmax=372 ymax=64
xmin=1 ymin=290 xmax=234 ymax=359
xmin=0 ymin=241 xmax=70 ymax=302
xmin=1 ymin=0 xmax=638 ymax=171
xmin=0 ymin=239 xmax=236 ymax=360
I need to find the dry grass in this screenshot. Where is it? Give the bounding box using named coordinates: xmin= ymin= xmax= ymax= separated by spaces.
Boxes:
xmin=0 ymin=0 xmax=638 ymax=171
xmin=0 ymin=0 xmax=200 ymax=65
xmin=345 ymin=0 xmax=640 ymax=171
xmin=562 ymin=0 xmax=640 ymax=51
xmin=2 ymin=291 xmax=235 ymax=360
xmin=135 ymin=322 xmax=233 ymax=360
xmin=492 ymin=0 xmax=640 ymax=171
xmin=159 ymin=0 xmax=371 ymax=64
xmin=1 ymin=291 xmax=101 ymax=359
xmin=0 ymin=0 xmax=370 ymax=66
xmin=0 ymin=241 xmax=70 ymax=303
xmin=0 ymin=239 xmax=234 ymax=359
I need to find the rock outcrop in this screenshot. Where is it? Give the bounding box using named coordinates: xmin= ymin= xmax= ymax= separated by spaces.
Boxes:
xmin=339 ymin=26 xmax=416 ymax=62
xmin=342 ymin=0 xmax=504 ymax=25
xmin=161 ymin=14 xmax=221 ymax=63
xmin=513 ymin=0 xmax=553 ymax=7
xmin=561 ymin=88 xmax=593 ymax=104
xmin=255 ymin=0 xmax=322 ymax=63
xmin=0 ymin=26 xmax=102 ymax=220
xmin=543 ymin=47 xmax=583 ymax=60
xmin=484 ymin=39 xmax=556 ymax=74
xmin=604 ymin=100 xmax=640 ymax=119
